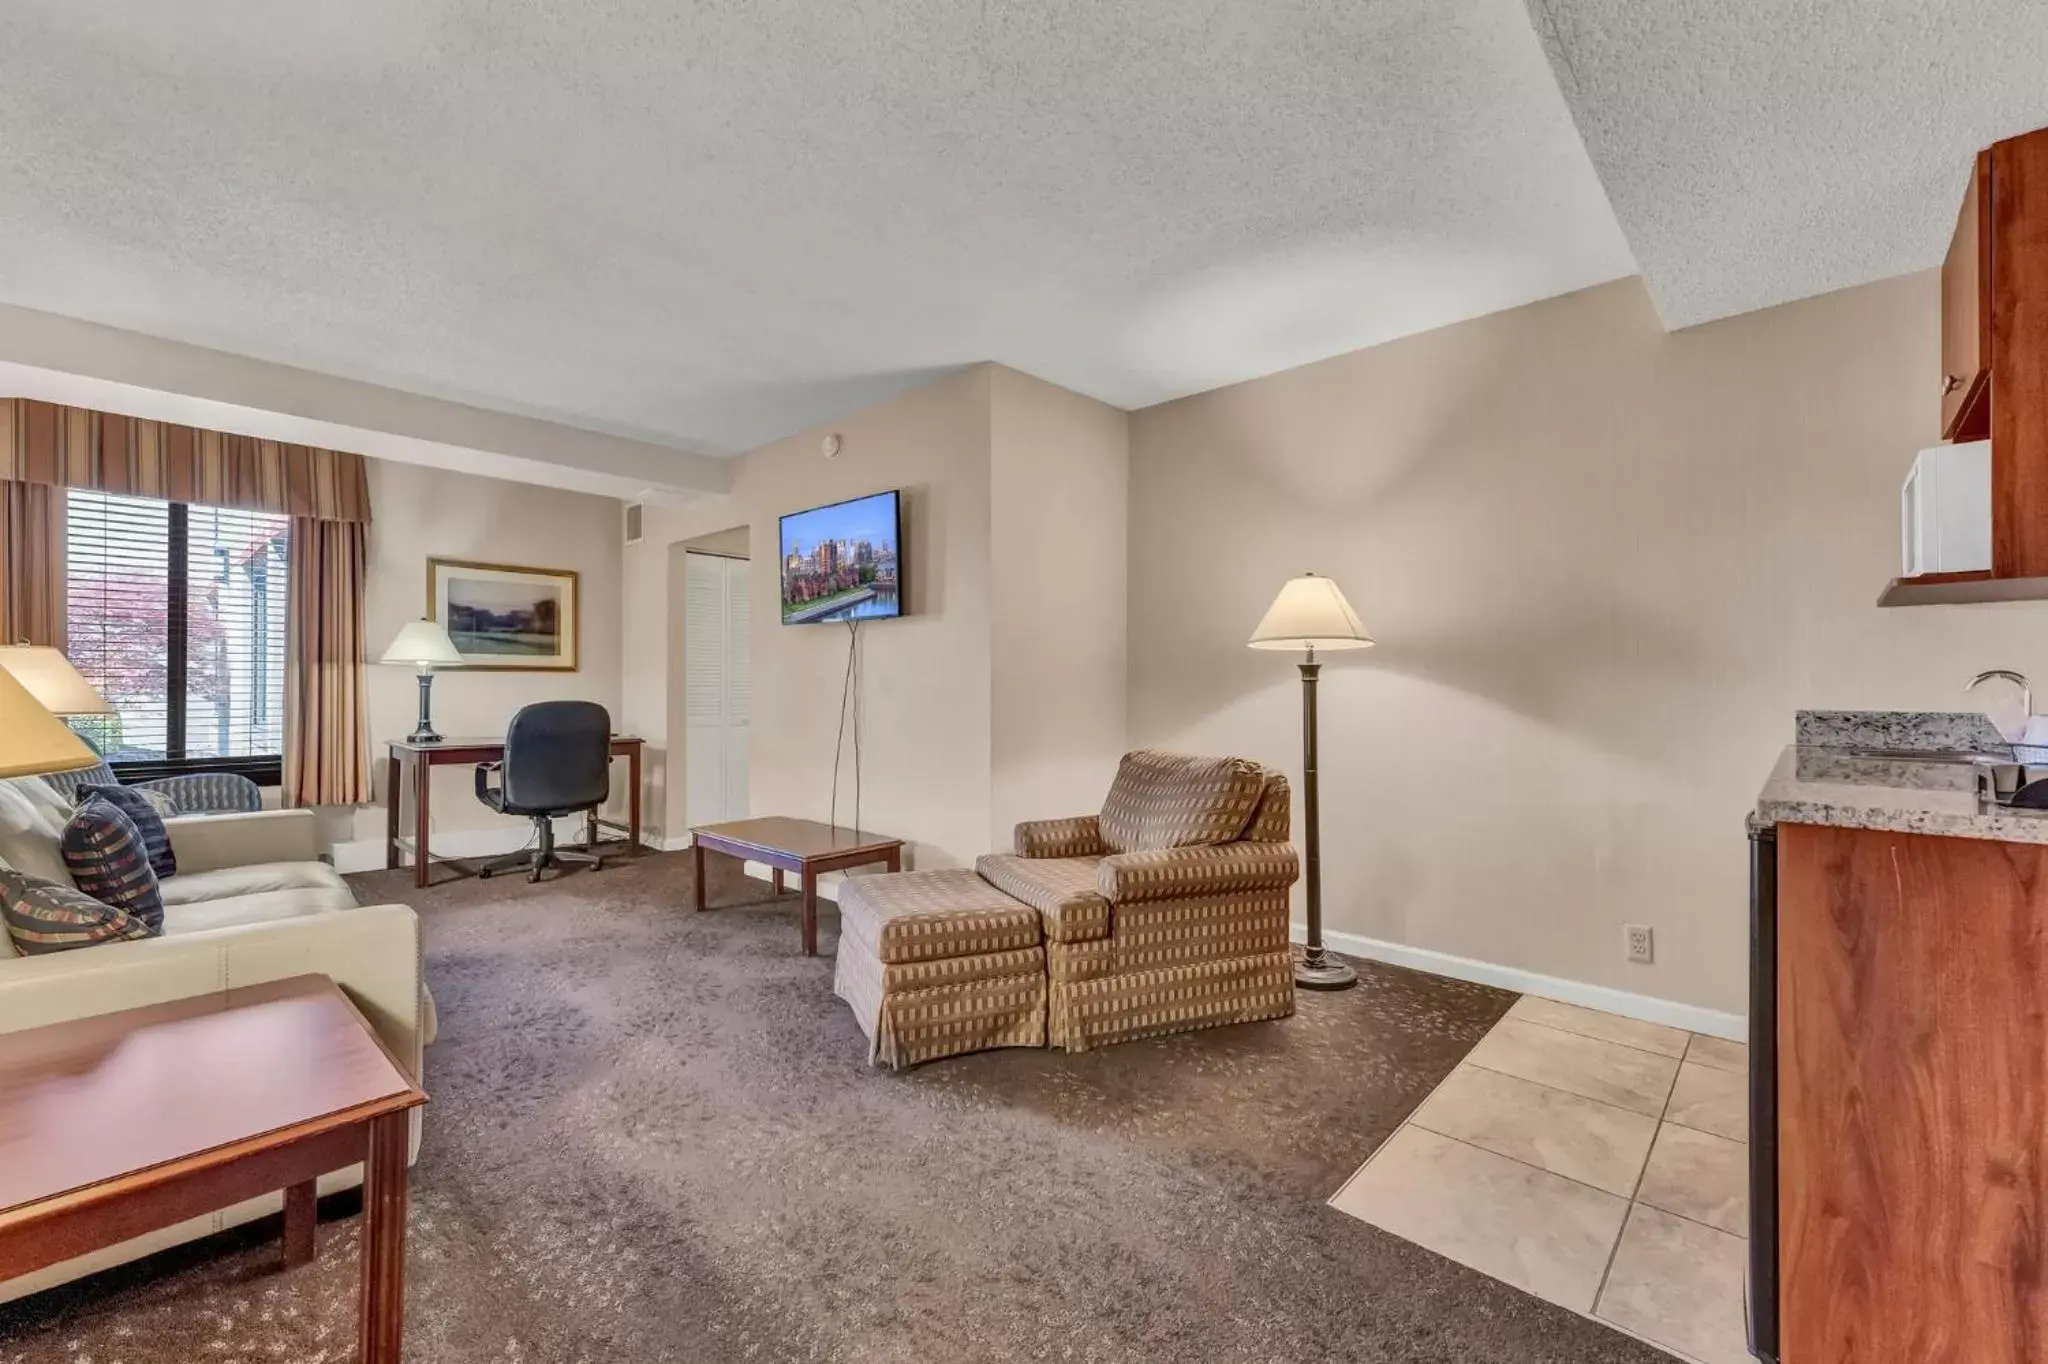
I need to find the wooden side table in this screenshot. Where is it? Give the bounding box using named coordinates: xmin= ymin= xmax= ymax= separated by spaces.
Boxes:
xmin=0 ymin=976 xmax=428 ymax=1362
xmin=690 ymin=816 xmax=905 ymax=955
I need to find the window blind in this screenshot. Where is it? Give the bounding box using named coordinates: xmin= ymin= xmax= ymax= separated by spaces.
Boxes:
xmin=64 ymin=489 xmax=290 ymax=767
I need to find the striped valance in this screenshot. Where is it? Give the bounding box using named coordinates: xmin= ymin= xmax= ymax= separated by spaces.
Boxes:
xmin=0 ymin=398 xmax=371 ymax=523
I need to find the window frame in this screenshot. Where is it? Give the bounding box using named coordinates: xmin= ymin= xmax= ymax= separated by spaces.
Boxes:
xmin=69 ymin=494 xmax=288 ymax=788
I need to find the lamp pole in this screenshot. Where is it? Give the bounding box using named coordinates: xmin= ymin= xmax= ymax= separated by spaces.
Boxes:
xmin=1296 ymin=643 xmax=1356 ymax=989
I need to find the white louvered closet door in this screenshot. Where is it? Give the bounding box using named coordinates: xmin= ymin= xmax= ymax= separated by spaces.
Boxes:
xmin=684 ymin=553 xmax=750 ymax=827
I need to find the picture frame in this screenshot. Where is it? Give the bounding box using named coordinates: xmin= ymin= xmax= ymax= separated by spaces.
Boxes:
xmin=426 ymin=558 xmax=580 ymax=672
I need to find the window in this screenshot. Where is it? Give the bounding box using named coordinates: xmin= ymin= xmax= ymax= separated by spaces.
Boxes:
xmin=64 ymin=489 xmax=291 ymax=784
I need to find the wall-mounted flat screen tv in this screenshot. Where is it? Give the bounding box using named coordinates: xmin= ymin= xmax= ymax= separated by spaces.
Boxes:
xmin=778 ymin=489 xmax=904 ymax=624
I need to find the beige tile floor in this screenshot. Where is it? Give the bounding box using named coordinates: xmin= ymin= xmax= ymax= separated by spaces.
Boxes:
xmin=1330 ymin=995 xmax=1751 ymax=1364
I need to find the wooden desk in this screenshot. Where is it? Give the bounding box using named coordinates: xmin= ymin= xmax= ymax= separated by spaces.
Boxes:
xmin=0 ymin=975 xmax=427 ymax=1363
xmin=690 ymin=816 xmax=904 ymax=956
xmin=386 ymin=735 xmax=644 ymax=888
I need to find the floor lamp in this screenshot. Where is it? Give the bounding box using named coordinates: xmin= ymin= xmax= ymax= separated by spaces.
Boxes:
xmin=1249 ymin=573 xmax=1373 ymax=991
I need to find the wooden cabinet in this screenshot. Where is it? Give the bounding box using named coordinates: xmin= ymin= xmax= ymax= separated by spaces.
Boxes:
xmin=1942 ymin=151 xmax=1992 ymax=442
xmin=1776 ymin=824 xmax=2048 ymax=1362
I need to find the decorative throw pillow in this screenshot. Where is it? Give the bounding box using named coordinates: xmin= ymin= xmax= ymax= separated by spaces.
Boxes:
xmin=0 ymin=867 xmax=154 ymax=955
xmin=1096 ymin=749 xmax=1266 ymax=854
xmin=78 ymin=783 xmax=177 ymax=879
xmin=60 ymin=800 xmax=165 ymax=933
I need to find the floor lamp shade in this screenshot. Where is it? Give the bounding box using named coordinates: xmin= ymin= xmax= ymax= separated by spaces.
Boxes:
xmin=1247 ymin=574 xmax=1374 ymax=652
xmin=378 ymin=619 xmax=465 ymax=744
xmin=0 ymin=645 xmax=115 ymax=716
xmin=1249 ymin=573 xmax=1371 ymax=991
xmin=0 ymin=666 xmax=100 ymax=778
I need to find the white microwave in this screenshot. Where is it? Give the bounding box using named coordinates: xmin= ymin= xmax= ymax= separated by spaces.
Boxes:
xmin=1902 ymin=440 xmax=1990 ymax=577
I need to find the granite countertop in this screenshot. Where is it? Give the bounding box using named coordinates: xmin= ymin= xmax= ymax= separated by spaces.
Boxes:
xmin=1755 ymin=710 xmax=2048 ymax=845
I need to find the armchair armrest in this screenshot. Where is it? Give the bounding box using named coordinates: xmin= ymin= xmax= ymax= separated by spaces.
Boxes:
xmin=475 ymin=761 xmax=502 ymax=805
xmin=165 ymin=809 xmax=319 ymax=873
xmin=1096 ymin=841 xmax=1300 ymax=904
xmin=1014 ymin=815 xmax=1106 ymax=859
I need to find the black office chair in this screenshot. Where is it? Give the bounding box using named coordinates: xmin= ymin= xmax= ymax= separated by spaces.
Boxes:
xmin=474 ymin=700 xmax=613 ymax=883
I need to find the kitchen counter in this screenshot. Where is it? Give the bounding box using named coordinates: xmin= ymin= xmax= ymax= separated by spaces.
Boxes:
xmin=1755 ymin=744 xmax=2048 ymax=844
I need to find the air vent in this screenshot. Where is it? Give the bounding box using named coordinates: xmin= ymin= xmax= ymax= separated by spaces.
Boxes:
xmin=624 ymin=502 xmax=645 ymax=546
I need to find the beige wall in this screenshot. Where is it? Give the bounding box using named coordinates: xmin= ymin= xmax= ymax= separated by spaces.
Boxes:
xmin=626 ymin=367 xmax=996 ymax=865
xmin=988 ymin=366 xmax=1130 ymax=842
xmin=623 ymin=363 xmax=1128 ymax=867
xmin=1128 ymin=272 xmax=2048 ymax=1015
xmin=329 ymin=458 xmax=625 ymax=852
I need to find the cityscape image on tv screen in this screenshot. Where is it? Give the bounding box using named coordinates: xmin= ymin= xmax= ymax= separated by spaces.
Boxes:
xmin=779 ymin=489 xmax=902 ymax=624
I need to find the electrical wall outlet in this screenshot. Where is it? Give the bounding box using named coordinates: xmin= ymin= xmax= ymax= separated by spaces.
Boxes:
xmin=1625 ymin=923 xmax=1655 ymax=964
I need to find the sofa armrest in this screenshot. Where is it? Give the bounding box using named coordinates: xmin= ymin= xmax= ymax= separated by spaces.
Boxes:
xmin=1096 ymin=841 xmax=1301 ymax=905
xmin=1014 ymin=815 xmax=1106 ymax=859
xmin=164 ymin=809 xmax=319 ymax=873
xmin=0 ymin=902 xmax=430 ymax=1079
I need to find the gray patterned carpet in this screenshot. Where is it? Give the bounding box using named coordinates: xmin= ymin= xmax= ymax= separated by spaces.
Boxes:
xmin=0 ymin=850 xmax=1667 ymax=1363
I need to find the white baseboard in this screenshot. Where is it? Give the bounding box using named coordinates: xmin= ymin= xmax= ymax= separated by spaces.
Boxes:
xmin=329 ymin=820 xmax=668 ymax=875
xmin=1296 ymin=924 xmax=1747 ymax=1042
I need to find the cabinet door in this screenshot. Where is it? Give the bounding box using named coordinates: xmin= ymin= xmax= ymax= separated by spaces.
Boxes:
xmin=1778 ymin=824 xmax=2048 ymax=1363
xmin=1943 ymin=150 xmax=1993 ymax=441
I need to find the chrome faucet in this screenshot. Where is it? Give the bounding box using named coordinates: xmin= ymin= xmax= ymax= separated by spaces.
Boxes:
xmin=1967 ymin=669 xmax=2032 ymax=722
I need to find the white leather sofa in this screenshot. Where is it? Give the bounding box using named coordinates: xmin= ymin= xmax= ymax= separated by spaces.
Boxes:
xmin=0 ymin=776 xmax=436 ymax=1303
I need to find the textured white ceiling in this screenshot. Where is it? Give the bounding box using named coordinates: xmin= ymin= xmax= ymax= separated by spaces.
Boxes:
xmin=1529 ymin=0 xmax=2048 ymax=329
xmin=0 ymin=0 xmax=1635 ymax=453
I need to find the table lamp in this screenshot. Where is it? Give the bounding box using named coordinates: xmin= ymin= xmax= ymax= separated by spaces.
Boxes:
xmin=379 ymin=620 xmax=466 ymax=744
xmin=0 ymin=644 xmax=117 ymax=718
xmin=0 ymin=664 xmax=100 ymax=779
xmin=1249 ymin=573 xmax=1374 ymax=990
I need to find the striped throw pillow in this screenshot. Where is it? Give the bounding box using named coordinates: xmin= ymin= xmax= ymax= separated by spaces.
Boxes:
xmin=78 ymin=783 xmax=177 ymax=879
xmin=0 ymin=867 xmax=154 ymax=955
xmin=61 ymin=800 xmax=165 ymax=933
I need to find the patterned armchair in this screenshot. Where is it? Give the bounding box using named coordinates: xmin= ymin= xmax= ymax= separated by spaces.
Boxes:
xmin=41 ymin=763 xmax=263 ymax=817
xmin=976 ymin=749 xmax=1299 ymax=1052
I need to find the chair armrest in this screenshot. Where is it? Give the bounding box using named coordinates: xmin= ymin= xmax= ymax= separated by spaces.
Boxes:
xmin=0 ymin=902 xmax=431 ymax=1078
xmin=474 ymin=762 xmax=501 ymax=804
xmin=1096 ymin=841 xmax=1301 ymax=904
xmin=165 ymin=809 xmax=319 ymax=873
xmin=1014 ymin=815 xmax=1105 ymax=859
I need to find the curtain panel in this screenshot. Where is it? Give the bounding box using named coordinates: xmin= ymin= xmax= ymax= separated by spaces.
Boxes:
xmin=0 ymin=479 xmax=66 ymax=648
xmin=0 ymin=398 xmax=371 ymax=523
xmin=284 ymin=517 xmax=374 ymax=807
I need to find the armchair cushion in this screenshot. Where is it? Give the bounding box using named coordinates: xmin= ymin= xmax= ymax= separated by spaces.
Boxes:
xmin=1096 ymin=750 xmax=1266 ymax=854
xmin=160 ymin=860 xmax=354 ymax=908
xmin=1096 ymin=841 xmax=1301 ymax=905
xmin=1012 ymin=815 xmax=1106 ymax=859
xmin=975 ymin=854 xmax=1112 ymax=943
xmin=163 ymin=810 xmax=319 ymax=875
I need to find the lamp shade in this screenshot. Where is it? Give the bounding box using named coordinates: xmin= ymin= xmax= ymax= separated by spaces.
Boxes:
xmin=0 ymin=666 xmax=100 ymax=778
xmin=0 ymin=645 xmax=115 ymax=716
xmin=378 ymin=619 xmax=466 ymax=669
xmin=1247 ymin=573 xmax=1374 ymax=651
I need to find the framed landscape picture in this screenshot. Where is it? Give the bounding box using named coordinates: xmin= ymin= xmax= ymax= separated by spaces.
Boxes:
xmin=427 ymin=558 xmax=580 ymax=671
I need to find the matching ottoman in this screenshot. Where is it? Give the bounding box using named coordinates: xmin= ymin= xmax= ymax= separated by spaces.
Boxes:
xmin=833 ymin=868 xmax=1047 ymax=1069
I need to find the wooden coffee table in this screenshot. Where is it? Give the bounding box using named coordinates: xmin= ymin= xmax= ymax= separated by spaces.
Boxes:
xmin=0 ymin=975 xmax=428 ymax=1362
xmin=691 ymin=816 xmax=905 ymax=956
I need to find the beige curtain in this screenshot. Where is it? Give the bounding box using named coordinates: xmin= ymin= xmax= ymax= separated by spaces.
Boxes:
xmin=284 ymin=517 xmax=373 ymax=807
xmin=0 ymin=479 xmax=66 ymax=648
